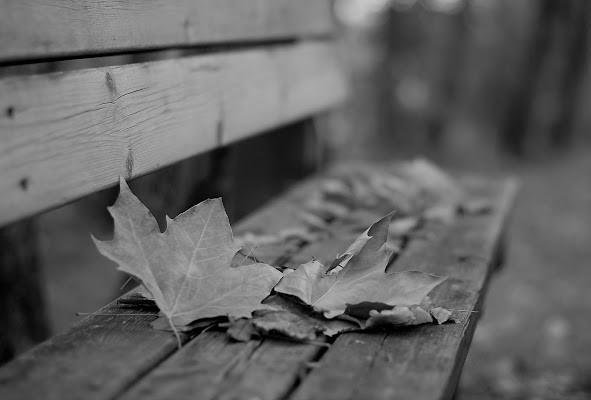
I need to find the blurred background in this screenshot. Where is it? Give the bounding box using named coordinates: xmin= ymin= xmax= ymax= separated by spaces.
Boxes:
xmin=4 ymin=0 xmax=590 ymax=398
xmin=328 ymin=1 xmax=591 ymax=398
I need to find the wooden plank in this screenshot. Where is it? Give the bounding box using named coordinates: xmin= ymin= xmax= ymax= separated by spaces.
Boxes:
xmin=0 ymin=41 xmax=347 ymax=227
xmin=118 ymin=180 xmax=333 ymax=400
xmin=115 ymin=179 xmax=515 ymax=400
xmin=211 ymin=339 xmax=322 ymax=400
xmin=289 ymin=179 xmax=518 ymax=400
xmin=0 ymin=0 xmax=334 ymax=62
xmin=0 ymin=170 xmax=324 ymax=400
xmin=117 ymin=330 xmax=262 ymax=400
xmin=0 ymin=171 xmax=517 ymax=400
xmin=0 ymin=289 xmax=183 ymax=400
xmin=121 ymin=332 xmax=323 ymax=400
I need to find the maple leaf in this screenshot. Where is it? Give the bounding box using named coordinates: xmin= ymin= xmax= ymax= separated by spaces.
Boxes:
xmin=93 ymin=178 xmax=283 ymax=336
xmin=324 ymin=212 xmax=387 ymax=274
xmin=225 ymin=294 xmax=359 ymax=342
xmin=263 ymin=294 xmax=358 ymax=336
xmin=365 ymin=306 xmax=433 ymax=328
xmin=274 ymin=213 xmax=446 ymax=319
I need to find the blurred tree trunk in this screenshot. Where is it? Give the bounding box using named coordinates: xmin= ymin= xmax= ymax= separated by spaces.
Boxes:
xmin=426 ymin=1 xmax=470 ymax=149
xmin=501 ymin=0 xmax=554 ymax=156
xmin=550 ymin=0 xmax=590 ymax=149
xmin=502 ymin=0 xmax=589 ymax=156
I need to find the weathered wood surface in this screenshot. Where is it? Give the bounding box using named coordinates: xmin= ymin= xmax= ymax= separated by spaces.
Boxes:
xmin=121 ymin=332 xmax=324 ymax=400
xmin=0 ymin=174 xmax=517 ymax=400
xmin=0 ymin=0 xmax=333 ymax=62
xmin=0 ymin=173 xmax=324 ymax=400
xmin=0 ymin=41 xmax=347 ymax=227
xmin=290 ymin=179 xmax=518 ymax=400
xmin=0 ymin=289 xmax=182 ymax=400
xmin=109 ymin=178 xmax=517 ymax=400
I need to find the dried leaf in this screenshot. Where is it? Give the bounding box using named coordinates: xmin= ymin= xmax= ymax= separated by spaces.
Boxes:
xmin=399 ymin=158 xmax=464 ymax=206
xmin=325 ymin=211 xmax=388 ymax=274
xmin=321 ymin=178 xmax=352 ymax=199
xmin=225 ymin=293 xmax=359 ymax=341
xmin=459 ymin=198 xmax=493 ymax=215
xmin=263 ymin=294 xmax=359 ymax=337
xmin=298 ymin=211 xmax=329 ymax=230
xmin=430 ymin=307 xmax=453 ymax=324
xmin=304 ymin=193 xmax=350 ymax=220
xmin=93 ymin=178 xmax=283 ymax=328
xmin=388 ymin=217 xmax=420 ymax=237
xmin=226 ymin=318 xmax=259 ymax=342
xmin=274 ymin=213 xmax=446 ymax=319
xmin=278 ymin=227 xmax=321 ymax=243
xmin=225 ymin=311 xmax=321 ymax=342
xmin=365 ymin=305 xmax=433 ymax=328
xmin=252 ymin=311 xmax=319 ymax=341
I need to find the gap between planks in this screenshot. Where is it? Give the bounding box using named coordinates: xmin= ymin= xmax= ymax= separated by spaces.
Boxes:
xmin=0 ymin=0 xmax=334 ymax=63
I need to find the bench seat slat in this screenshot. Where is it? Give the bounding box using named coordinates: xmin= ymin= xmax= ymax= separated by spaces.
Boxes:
xmin=290 ymin=179 xmax=518 ymax=400
xmin=0 ymin=171 xmax=517 ymax=400
xmin=0 ymin=41 xmax=347 ymax=226
xmin=110 ymin=178 xmax=516 ymax=400
xmin=0 ymin=291 xmax=181 ymax=400
xmin=0 ymin=175 xmax=324 ymax=400
xmin=121 ymin=332 xmax=323 ymax=400
xmin=0 ymin=0 xmax=333 ymax=63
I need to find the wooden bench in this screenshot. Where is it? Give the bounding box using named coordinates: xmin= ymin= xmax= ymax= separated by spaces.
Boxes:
xmin=0 ymin=1 xmax=517 ymax=399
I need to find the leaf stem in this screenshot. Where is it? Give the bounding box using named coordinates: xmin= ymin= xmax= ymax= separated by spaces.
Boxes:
xmin=237 ymin=245 xmax=260 ymax=265
xmin=120 ymin=276 xmax=134 ymax=290
xmin=76 ymin=312 xmax=158 ymax=316
xmin=167 ymin=315 xmax=182 ymax=349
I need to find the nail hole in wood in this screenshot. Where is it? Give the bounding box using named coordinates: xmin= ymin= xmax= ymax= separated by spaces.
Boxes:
xmin=19 ymin=177 xmax=29 ymax=191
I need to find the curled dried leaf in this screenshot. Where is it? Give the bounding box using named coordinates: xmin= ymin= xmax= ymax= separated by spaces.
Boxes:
xmin=365 ymin=305 xmax=433 ymax=328
xmin=430 ymin=307 xmax=453 ymax=324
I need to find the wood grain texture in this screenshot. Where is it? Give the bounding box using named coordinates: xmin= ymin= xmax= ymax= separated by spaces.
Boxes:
xmin=121 ymin=332 xmax=323 ymax=400
xmin=0 ymin=173 xmax=325 ymax=400
xmin=118 ymin=178 xmax=517 ymax=400
xmin=0 ymin=289 xmax=183 ymax=400
xmin=290 ymin=179 xmax=518 ymax=400
xmin=0 ymin=41 xmax=347 ymax=227
xmin=0 ymin=171 xmax=517 ymax=400
xmin=120 ymin=179 xmax=332 ymax=400
xmin=0 ymin=0 xmax=333 ymax=62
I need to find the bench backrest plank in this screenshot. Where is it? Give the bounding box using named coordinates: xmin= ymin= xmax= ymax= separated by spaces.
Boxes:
xmin=0 ymin=0 xmax=333 ymax=62
xmin=0 ymin=42 xmax=346 ymax=226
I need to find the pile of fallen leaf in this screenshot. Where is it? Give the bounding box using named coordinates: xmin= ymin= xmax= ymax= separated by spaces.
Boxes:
xmin=93 ymin=159 xmax=488 ymax=346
